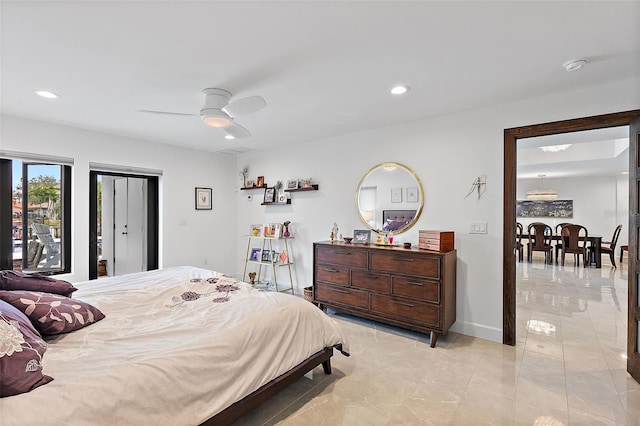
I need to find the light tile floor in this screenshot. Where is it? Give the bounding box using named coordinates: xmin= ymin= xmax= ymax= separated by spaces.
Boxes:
xmin=234 ymin=255 xmax=640 ymax=425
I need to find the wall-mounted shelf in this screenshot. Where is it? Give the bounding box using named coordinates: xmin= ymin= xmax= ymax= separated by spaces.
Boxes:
xmin=261 ymin=199 xmax=292 ymax=206
xmin=284 ymin=184 xmax=319 ymax=192
xmin=241 ymin=185 xmax=268 ymax=190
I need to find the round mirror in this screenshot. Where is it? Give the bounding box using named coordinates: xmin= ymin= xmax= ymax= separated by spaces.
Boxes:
xmin=355 ymin=162 xmax=424 ymax=234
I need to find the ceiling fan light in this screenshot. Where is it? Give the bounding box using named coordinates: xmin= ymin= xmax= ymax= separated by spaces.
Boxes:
xmin=201 ymin=109 xmax=232 ymax=127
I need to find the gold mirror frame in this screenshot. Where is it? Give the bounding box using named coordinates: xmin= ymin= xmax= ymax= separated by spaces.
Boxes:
xmin=355 ymin=162 xmax=424 ymax=235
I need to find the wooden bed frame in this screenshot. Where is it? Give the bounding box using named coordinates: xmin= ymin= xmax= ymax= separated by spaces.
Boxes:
xmin=201 ymin=346 xmax=335 ymax=425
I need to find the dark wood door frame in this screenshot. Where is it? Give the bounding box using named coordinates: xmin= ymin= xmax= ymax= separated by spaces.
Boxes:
xmin=503 ymin=109 xmax=640 ymax=345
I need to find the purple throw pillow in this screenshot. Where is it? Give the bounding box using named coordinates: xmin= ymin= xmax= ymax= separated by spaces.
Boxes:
xmin=0 ymin=300 xmax=53 ymax=397
xmin=0 ymin=291 xmax=105 ymax=336
xmin=0 ymin=270 xmax=77 ymax=297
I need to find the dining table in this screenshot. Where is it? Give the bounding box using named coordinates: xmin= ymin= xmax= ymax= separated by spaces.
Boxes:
xmin=520 ymin=234 xmax=603 ymax=268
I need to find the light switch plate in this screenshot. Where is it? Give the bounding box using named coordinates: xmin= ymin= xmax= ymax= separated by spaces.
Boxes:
xmin=470 ymin=222 xmax=488 ymax=234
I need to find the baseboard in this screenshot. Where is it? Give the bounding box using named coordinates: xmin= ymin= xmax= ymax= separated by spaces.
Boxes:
xmin=450 ymin=321 xmax=503 ymax=344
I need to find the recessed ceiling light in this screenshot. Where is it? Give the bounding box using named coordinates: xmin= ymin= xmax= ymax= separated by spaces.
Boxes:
xmin=224 ymin=134 xmax=235 ymax=140
xmin=563 ymin=59 xmax=587 ymax=72
xmin=390 ymin=85 xmax=409 ymax=95
xmin=34 ymin=90 xmax=60 ymax=99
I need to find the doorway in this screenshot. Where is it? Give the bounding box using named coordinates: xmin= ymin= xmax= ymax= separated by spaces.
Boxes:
xmin=89 ymin=171 xmax=159 ymax=279
xmin=503 ymin=109 xmax=640 ymax=382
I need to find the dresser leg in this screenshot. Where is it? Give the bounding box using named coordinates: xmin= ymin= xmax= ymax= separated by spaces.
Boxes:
xmin=429 ymin=331 xmax=438 ymax=348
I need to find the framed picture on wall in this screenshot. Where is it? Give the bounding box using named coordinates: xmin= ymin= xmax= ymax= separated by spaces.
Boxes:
xmin=391 ymin=187 xmax=402 ymax=203
xmin=195 ymin=187 xmax=212 ymax=210
xmin=406 ymin=187 xmax=418 ymax=203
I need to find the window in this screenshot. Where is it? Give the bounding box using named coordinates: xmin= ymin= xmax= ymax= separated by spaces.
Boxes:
xmin=0 ymin=158 xmax=71 ymax=274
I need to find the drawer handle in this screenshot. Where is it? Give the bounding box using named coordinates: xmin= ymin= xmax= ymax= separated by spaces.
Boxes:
xmin=367 ymin=275 xmax=379 ymax=280
xmin=332 ymin=288 xmax=350 ymax=294
xmin=396 ymin=258 xmax=415 ymax=262
xmin=407 ymin=282 xmax=423 ymax=286
xmin=333 ymin=251 xmax=352 ymax=255
xmin=325 ymin=268 xmax=340 ymax=273
xmin=391 ymin=300 xmax=414 ymax=307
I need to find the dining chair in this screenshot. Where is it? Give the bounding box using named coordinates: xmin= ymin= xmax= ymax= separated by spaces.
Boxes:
xmin=560 ymin=224 xmax=589 ymax=267
xmin=527 ymin=222 xmax=553 ymax=264
xmin=516 ymin=222 xmax=524 ymax=262
xmin=554 ymin=222 xmax=572 ymax=264
xmin=593 ymin=224 xmax=622 ymax=268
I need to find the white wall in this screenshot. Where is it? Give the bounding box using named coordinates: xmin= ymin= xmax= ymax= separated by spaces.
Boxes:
xmin=235 ymin=77 xmax=639 ymax=343
xmin=0 ymin=115 xmax=238 ymax=282
xmin=516 ymin=176 xmax=626 ymax=243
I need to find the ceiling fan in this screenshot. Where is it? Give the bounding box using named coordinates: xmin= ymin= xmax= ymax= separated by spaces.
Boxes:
xmin=137 ymin=88 xmax=266 ymax=138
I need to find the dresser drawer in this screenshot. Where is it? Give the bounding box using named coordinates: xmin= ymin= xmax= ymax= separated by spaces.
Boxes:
xmin=316 ymin=246 xmax=367 ymax=268
xmin=370 ymin=252 xmax=440 ymax=279
xmin=351 ymin=270 xmax=390 ymax=293
xmin=316 ymin=283 xmax=369 ymax=309
xmin=316 ymin=264 xmax=350 ymax=286
xmin=391 ymin=276 xmax=439 ymax=303
xmin=371 ymin=294 xmax=439 ymax=327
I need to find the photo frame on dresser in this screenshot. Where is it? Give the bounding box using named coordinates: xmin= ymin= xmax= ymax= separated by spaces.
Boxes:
xmin=353 ymin=229 xmax=371 ymax=244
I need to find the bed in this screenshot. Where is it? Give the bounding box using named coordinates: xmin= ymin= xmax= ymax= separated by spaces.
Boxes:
xmin=382 ymin=209 xmax=417 ymax=232
xmin=1 ymin=266 xmax=349 ymax=425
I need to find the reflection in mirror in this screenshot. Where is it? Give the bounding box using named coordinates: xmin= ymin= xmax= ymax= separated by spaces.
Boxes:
xmin=356 ymin=162 xmax=424 ymax=234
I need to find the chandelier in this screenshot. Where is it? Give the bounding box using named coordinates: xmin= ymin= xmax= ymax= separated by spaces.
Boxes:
xmin=526 ymin=174 xmax=557 ymax=200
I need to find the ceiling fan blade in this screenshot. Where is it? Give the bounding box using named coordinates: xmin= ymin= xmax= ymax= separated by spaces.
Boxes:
xmin=224 ymin=122 xmax=252 ymax=139
xmin=223 ymin=96 xmax=266 ymax=117
xmin=137 ymin=109 xmax=197 ymax=117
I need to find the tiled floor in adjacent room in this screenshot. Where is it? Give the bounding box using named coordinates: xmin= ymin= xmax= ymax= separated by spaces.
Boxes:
xmin=235 ymin=255 xmax=640 ymax=425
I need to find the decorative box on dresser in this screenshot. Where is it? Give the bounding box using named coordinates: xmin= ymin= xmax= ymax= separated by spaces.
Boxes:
xmin=313 ymin=241 xmax=456 ymax=347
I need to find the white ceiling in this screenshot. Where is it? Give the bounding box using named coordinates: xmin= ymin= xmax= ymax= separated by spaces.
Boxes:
xmin=1 ymin=1 xmax=639 ymax=156
xmin=517 ymin=126 xmax=630 ymax=179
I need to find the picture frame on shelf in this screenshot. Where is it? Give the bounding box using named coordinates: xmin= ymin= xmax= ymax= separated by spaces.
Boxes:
xmin=195 ymin=187 xmax=212 ymax=210
xmin=250 ymin=224 xmax=262 ymax=237
xmin=278 ymin=250 xmax=289 ymax=264
xmin=261 ymin=250 xmax=276 ymax=263
xmin=286 ymin=179 xmax=298 ymax=190
xmin=353 ymin=229 xmax=371 ymax=244
xmin=406 ymin=187 xmax=418 ymax=203
xmin=263 ymin=187 xmax=275 ymax=203
xmin=256 ymin=176 xmax=265 ymax=187
xmin=246 ymin=179 xmax=255 ymax=188
xmin=271 ymin=223 xmax=282 ymax=239
xmin=391 ymin=187 xmax=402 ymax=203
xmin=250 ymin=248 xmax=261 ymax=261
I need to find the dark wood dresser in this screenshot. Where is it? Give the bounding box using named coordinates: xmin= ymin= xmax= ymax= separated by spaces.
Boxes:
xmin=313 ymin=241 xmax=456 ymax=347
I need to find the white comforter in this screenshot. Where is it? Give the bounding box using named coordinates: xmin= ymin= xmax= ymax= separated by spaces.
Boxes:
xmin=1 ymin=266 xmax=348 ymax=425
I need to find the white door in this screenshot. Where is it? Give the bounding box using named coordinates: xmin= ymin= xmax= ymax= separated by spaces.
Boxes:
xmin=113 ymin=177 xmax=146 ymax=276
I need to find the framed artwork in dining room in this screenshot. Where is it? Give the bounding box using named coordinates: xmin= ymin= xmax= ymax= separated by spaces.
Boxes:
xmin=195 ymin=187 xmax=212 ymax=210
xmin=256 ymin=176 xmax=265 ymax=187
